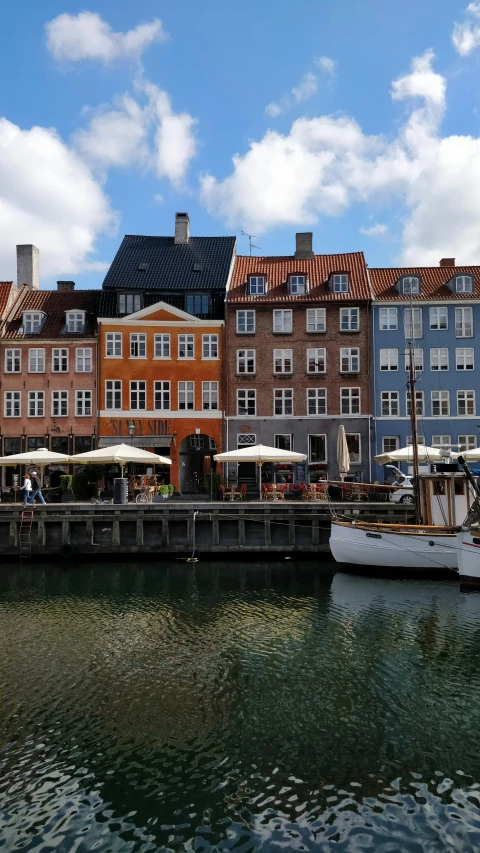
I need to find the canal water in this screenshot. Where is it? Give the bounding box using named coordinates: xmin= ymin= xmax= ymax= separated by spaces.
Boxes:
xmin=1 ymin=562 xmax=480 ymax=852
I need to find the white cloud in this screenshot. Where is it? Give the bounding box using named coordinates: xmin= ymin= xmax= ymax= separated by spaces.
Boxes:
xmin=154 ymin=193 xmax=164 ymax=204
xmin=74 ymin=95 xmax=149 ymax=168
xmin=202 ymin=50 xmax=480 ymax=264
xmin=45 ymin=12 xmax=166 ymax=63
xmin=360 ymin=224 xmax=388 ymax=237
xmin=452 ymin=2 xmax=480 ymax=55
xmin=292 ymin=72 xmax=318 ymax=103
xmin=265 ymin=101 xmax=284 ymax=118
xmin=316 ymin=56 xmax=336 ymax=75
xmin=0 ymin=118 xmax=115 ymax=278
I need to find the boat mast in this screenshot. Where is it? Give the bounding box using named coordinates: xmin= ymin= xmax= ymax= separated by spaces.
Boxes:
xmin=408 ymin=337 xmax=422 ymax=523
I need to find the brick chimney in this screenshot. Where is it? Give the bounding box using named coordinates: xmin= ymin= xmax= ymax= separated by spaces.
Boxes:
xmin=440 ymin=258 xmax=455 ymax=267
xmin=174 ymin=212 xmax=190 ymax=244
xmin=295 ymin=232 xmax=313 ymax=259
xmin=57 ymin=281 xmax=75 ymax=292
xmin=16 ymin=244 xmax=39 ymax=289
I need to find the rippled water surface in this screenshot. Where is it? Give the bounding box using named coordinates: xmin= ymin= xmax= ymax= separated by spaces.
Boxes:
xmin=2 ymin=562 xmax=480 ymax=851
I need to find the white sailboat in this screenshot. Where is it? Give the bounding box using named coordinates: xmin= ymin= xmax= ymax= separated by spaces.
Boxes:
xmin=455 ymin=454 xmax=480 ymax=582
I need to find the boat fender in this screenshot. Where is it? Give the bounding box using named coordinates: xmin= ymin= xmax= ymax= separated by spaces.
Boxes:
xmin=366 ymin=532 xmax=381 ymax=539
xmin=429 ymin=541 xmax=435 ymax=546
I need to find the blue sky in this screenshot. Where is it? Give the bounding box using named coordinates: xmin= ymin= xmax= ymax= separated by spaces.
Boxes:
xmin=1 ymin=1 xmax=480 ymax=288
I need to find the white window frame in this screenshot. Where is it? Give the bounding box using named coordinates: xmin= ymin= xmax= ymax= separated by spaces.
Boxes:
xmin=273 ymin=309 xmax=292 ymax=334
xmin=237 ymin=389 xmax=256 ymax=416
xmin=308 ymin=434 xmax=327 ymax=463
xmin=430 ymin=347 xmax=449 ymax=371
xmin=23 ymin=312 xmax=43 ymax=334
xmin=28 ymin=390 xmax=44 ymax=417
xmin=52 ymin=348 xmax=69 ymax=373
xmin=458 ymin=435 xmax=477 ymax=452
xmin=381 ymin=391 xmax=399 ymax=417
xmin=404 ymin=348 xmax=424 ymax=372
xmin=4 ymin=391 xmax=21 ymax=418
xmin=5 ymin=348 xmax=21 ymax=373
xmin=106 ymin=332 xmax=122 ymax=358
xmin=406 ymin=390 xmax=425 ymax=417
xmin=402 ymin=276 xmax=420 ymax=294
xmin=339 ymin=307 xmax=359 ymax=331
xmin=307 ymin=348 xmax=326 ymax=374
xmin=457 ymin=390 xmax=475 ymax=416
xmin=238 ymin=433 xmax=256 ymax=446
xmin=379 ymin=307 xmax=398 ymax=331
xmin=154 ymin=334 xmax=171 ymax=359
xmin=66 ymin=311 xmax=85 ymax=333
xmin=307 ymin=388 xmax=327 ymax=415
xmin=236 ymin=310 xmax=255 ymax=334
xmin=28 ymin=348 xmax=45 ymax=373
xmin=178 ymin=334 xmax=195 ymax=359
xmin=432 ymin=435 xmax=452 ymax=448
xmin=379 ymin=348 xmax=398 ymax=371
xmin=455 ymin=307 xmax=473 ymax=338
xmin=404 ymin=307 xmax=423 ymax=339
xmin=340 ymin=347 xmax=360 ymax=373
xmin=407 ymin=434 xmax=425 ymax=447
xmin=154 ymin=381 xmax=171 ymax=411
xmin=236 ymin=349 xmax=256 ymax=374
xmin=105 ymin=380 xmax=122 ymax=411
xmin=306 ymin=308 xmax=326 ymax=333
xmin=456 ymin=276 xmax=473 ymax=294
xmin=129 ymin=381 xmax=146 ymax=411
xmin=75 ymin=347 xmax=92 ymax=373
xmin=341 ymin=387 xmax=360 ymax=415
xmin=382 ymin=436 xmax=399 ymax=454
xmin=431 ymin=390 xmax=450 ymax=417
xmin=202 ymin=381 xmax=218 ymax=410
xmin=75 ymin=390 xmax=92 ymax=417
xmin=346 ymin=433 xmax=361 ymax=464
xmin=130 ymin=333 xmax=146 ymax=359
xmin=456 ymin=347 xmax=474 ymax=371
xmin=332 ymin=274 xmax=349 ymax=293
xmin=178 ymin=381 xmax=195 ymax=411
xmin=202 ymin=334 xmax=218 ymax=360
xmin=430 ymin=306 xmax=448 ymax=330
xmin=274 ymin=388 xmax=293 ymax=416
xmin=51 ymin=390 xmax=68 ymax=417
xmin=273 ymin=349 xmax=293 ymax=374
xmin=249 ymin=276 xmax=265 ymax=295
xmin=289 ymin=275 xmax=306 ymax=295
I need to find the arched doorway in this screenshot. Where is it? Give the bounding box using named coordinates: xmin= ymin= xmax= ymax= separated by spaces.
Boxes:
xmin=179 ymin=434 xmax=217 ymax=493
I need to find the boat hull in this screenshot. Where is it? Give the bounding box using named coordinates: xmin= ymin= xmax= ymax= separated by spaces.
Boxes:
xmin=330 ymin=521 xmax=458 ymax=570
xmin=457 ymin=529 xmax=480 ymax=581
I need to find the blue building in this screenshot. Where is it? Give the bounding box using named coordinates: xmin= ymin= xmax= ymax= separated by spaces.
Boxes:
xmin=370 ymin=260 xmax=480 ymax=479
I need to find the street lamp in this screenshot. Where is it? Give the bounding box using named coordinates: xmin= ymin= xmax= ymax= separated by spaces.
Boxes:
xmin=127 ymin=420 xmax=136 ymax=446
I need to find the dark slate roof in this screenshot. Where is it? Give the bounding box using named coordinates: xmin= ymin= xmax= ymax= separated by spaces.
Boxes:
xmin=102 ymin=235 xmax=236 ymax=292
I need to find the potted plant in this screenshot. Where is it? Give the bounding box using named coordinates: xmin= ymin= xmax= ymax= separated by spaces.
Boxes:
xmin=60 ymin=474 xmax=74 ymax=503
xmin=158 ymin=484 xmax=169 ymax=501
xmin=167 ymin=484 xmax=175 ymax=498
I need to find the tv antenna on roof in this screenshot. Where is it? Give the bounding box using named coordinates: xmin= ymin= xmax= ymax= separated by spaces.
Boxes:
xmin=241 ymin=230 xmax=264 ymax=256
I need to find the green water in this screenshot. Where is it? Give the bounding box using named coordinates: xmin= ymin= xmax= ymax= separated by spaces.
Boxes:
xmin=1 ymin=561 xmax=480 ymax=851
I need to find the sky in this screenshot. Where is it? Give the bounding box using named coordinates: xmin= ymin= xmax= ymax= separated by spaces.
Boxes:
xmin=2 ymin=1 xmax=480 ymax=289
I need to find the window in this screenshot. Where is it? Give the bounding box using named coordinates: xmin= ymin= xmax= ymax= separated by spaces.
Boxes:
xmin=154 ymin=334 xmax=170 ymax=358
xmin=130 ymin=333 xmax=146 ymax=358
xmin=273 ymin=309 xmax=292 ymax=333
xmin=28 ymin=391 xmax=44 ymax=417
xmin=238 ymin=433 xmax=256 ymax=446
xmin=456 ymin=347 xmax=474 ymax=370
xmin=341 ymin=387 xmax=360 ymax=415
xmin=106 ymin=332 xmax=122 ymax=357
xmin=236 ymin=310 xmax=255 ymax=334
xmin=237 ymin=389 xmax=256 ymax=416
xmin=28 ymin=348 xmax=45 ymax=373
xmin=340 ymin=347 xmax=360 ymax=373
xmin=178 ymin=334 xmax=194 ymax=359
xmin=309 ymin=434 xmax=327 ymax=462
xmin=346 ymin=433 xmax=361 ymax=463
xmin=186 ymin=294 xmax=209 ymax=315
xmin=118 ymin=293 xmax=142 ymax=314
xmin=274 ymin=349 xmax=293 ymax=374
xmin=4 ymin=391 xmax=20 ymax=417
xmin=381 ymin=391 xmax=399 ymax=416
xmin=307 ymin=348 xmax=326 ymax=373
xmin=404 ymin=348 xmax=424 ymax=372
xmin=202 ymin=334 xmax=218 ymax=359
xmin=154 ymin=381 xmax=170 ymax=410
xmin=249 ymin=276 xmax=265 ymax=295
xmin=275 ymin=434 xmax=293 ymax=451
xmin=28 ymin=437 xmax=44 ymax=452
xmin=430 ymin=348 xmax=449 ymax=371
xmin=51 ymin=390 xmax=68 ymax=417
xmin=274 ymin=388 xmax=293 ymax=415
xmin=202 ymin=381 xmax=218 ymax=410
xmin=457 ymin=390 xmax=475 ymax=416
xmin=178 ymin=381 xmax=194 ymax=410
xmin=307 ymin=388 xmax=327 ymax=415
xmin=52 ymin=348 xmax=68 ymax=372
xmin=382 ymin=436 xmax=399 ymax=454
xmin=105 ymin=380 xmax=122 ymax=410
xmin=432 ymin=435 xmax=451 ymax=448
xmin=402 ymin=276 xmax=420 ymax=294
xmin=404 ymin=307 xmax=423 ymax=339
xmin=407 ymin=435 xmax=425 ymax=447
xmin=455 ymin=307 xmax=473 ymax=338
xmin=66 ymin=311 xmax=85 ymax=332
xmin=23 ymin=312 xmax=43 ymax=333
xmin=340 ymin=307 xmax=359 ymax=331
xmin=332 ymin=274 xmax=349 ymax=293
xmin=379 ymin=348 xmax=398 ymax=371
xmin=129 ymin=382 xmax=146 ymax=411
xmin=406 ymin=390 xmax=424 ymax=416
xmin=306 ymin=308 xmax=326 ymax=332
xmin=75 ymin=390 xmax=92 ymax=416
xmin=430 ymin=306 xmax=448 ymax=330
xmin=76 ymin=348 xmax=92 ymax=372
xmin=5 ymin=348 xmax=21 ymax=373
xmin=431 ymin=390 xmax=450 ymax=416
xmin=459 ymin=435 xmax=476 ymax=452
xmin=289 ymin=275 xmax=306 ymax=295
xmin=379 ymin=307 xmax=398 ymax=330
xmin=237 ymin=349 xmax=256 ymax=374
xmin=456 ymin=275 xmax=473 ymax=293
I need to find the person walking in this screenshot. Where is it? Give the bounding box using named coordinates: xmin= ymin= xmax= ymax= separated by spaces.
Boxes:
xmin=30 ymin=471 xmax=46 ymax=505
xmin=21 ymin=474 xmax=32 ymax=507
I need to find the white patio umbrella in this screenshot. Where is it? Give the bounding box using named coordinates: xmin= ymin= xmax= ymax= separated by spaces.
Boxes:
xmin=213 ymin=444 xmax=307 ymax=499
xmin=375 ymin=444 xmax=453 ymax=466
xmin=337 ymin=425 xmax=350 ymax=482
xmin=69 ymin=443 xmax=172 ymax=477
xmin=455 ymin=447 xmax=480 ymax=463
xmin=0 ymin=448 xmax=70 ymax=466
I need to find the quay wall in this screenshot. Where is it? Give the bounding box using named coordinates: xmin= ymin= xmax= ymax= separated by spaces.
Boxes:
xmin=1 ymin=503 xmax=414 ymax=558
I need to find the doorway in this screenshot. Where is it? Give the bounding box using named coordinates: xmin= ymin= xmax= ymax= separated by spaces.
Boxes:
xmin=179 ymin=434 xmax=217 ymax=493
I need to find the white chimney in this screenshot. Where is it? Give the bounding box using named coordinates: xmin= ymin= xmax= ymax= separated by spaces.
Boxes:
xmin=17 ymin=244 xmax=39 ymax=289
xmin=174 ymin=212 xmax=190 ymax=245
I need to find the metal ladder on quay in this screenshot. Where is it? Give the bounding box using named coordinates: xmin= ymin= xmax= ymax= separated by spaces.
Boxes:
xmin=19 ymin=509 xmax=34 ymax=561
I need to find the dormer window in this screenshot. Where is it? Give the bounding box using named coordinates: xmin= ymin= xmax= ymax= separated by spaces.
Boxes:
xmin=66 ymin=311 xmax=85 ymax=333
xmin=455 ymin=275 xmax=473 ymax=293
xmin=332 ymin=274 xmax=349 ymax=293
xmin=22 ymin=312 xmax=44 ymax=334
xmin=249 ymin=276 xmax=265 ymax=295
xmin=401 ymin=276 xmax=420 ymax=295
xmin=289 ymin=275 xmax=306 ymax=295
xmin=118 ymin=293 xmax=142 ymax=315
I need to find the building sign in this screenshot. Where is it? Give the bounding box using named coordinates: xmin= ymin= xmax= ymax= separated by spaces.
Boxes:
xmin=104 ymin=419 xmax=171 ymax=436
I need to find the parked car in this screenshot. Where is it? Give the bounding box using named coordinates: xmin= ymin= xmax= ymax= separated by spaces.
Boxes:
xmin=386 ymin=465 xmax=415 ymax=505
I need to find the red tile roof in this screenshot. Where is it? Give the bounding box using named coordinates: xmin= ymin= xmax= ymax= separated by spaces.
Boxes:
xmin=0 ymin=282 xmax=15 ymax=319
xmin=370 ymin=266 xmax=480 ymax=300
xmin=228 ymin=253 xmax=370 ymax=302
xmin=2 ymin=289 xmax=101 ymax=339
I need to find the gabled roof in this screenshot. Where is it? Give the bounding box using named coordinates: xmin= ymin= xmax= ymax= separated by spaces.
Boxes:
xmin=102 ymin=235 xmax=236 ymax=292
xmin=99 ymin=299 xmax=222 ymax=324
xmin=0 ymin=282 xmax=16 ymax=319
xmin=228 ymin=253 xmax=370 ymax=303
xmin=2 ymin=289 xmax=101 ymax=340
xmin=370 ymin=266 xmax=480 ymax=301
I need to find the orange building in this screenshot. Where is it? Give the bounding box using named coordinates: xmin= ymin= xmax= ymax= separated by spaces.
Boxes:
xmin=98 ymin=301 xmax=223 ymax=492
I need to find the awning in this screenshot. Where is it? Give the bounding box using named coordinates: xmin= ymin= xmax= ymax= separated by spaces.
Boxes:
xmin=98 ymin=436 xmax=173 ymax=448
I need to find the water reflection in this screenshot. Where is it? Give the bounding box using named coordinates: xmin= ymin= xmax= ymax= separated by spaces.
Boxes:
xmin=1 ymin=562 xmax=480 ymax=851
